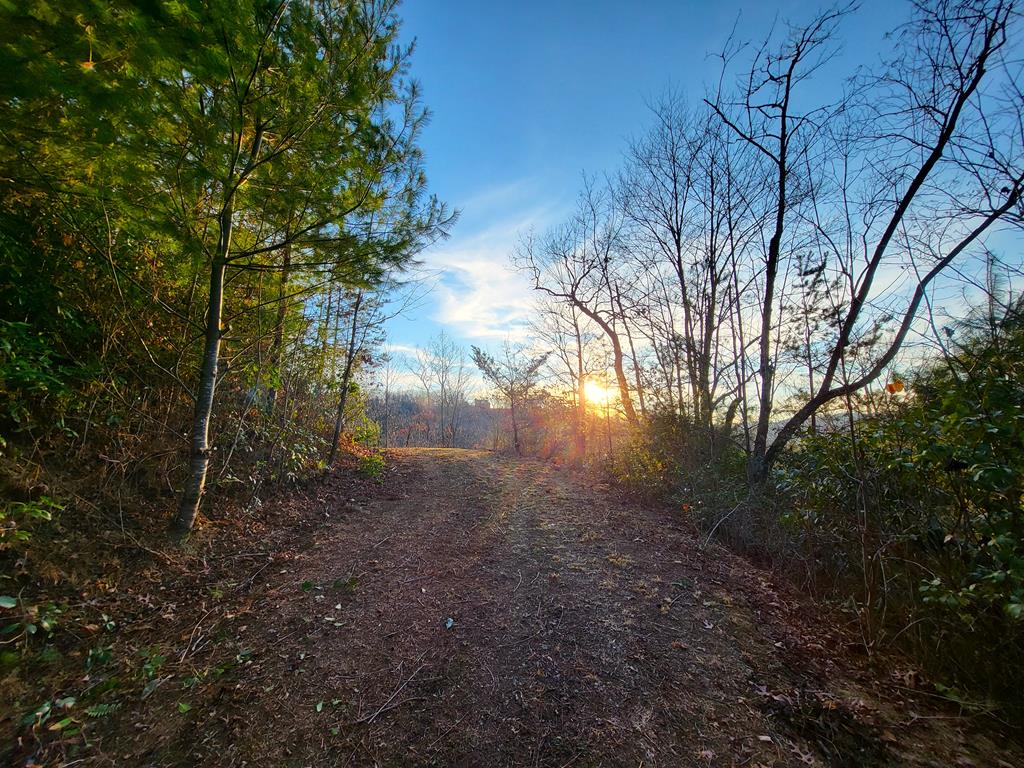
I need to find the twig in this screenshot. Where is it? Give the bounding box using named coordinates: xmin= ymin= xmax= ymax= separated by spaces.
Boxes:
xmin=352 ymin=651 xmax=428 ymax=725
xmin=355 ymin=695 xmax=426 ymax=724
xmin=180 ymin=608 xmax=217 ymax=663
xmin=73 ymin=492 xmax=175 ymax=563
xmin=426 ymin=714 xmax=467 ymax=750
xmin=210 ymin=551 xmax=269 ymax=560
xmin=235 ymin=560 xmax=272 ymax=592
xmin=498 ymin=628 xmax=544 ymax=648
xmin=701 ymin=496 xmax=749 ymax=549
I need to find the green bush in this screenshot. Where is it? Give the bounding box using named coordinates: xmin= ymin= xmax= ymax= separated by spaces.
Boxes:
xmin=607 ymin=410 xmax=746 ymax=514
xmin=0 ymin=496 xmax=63 ymax=549
xmin=776 ymin=299 xmax=1024 ymax=707
xmin=0 ymin=321 xmax=74 ymax=430
xmin=357 ymin=452 xmax=385 ymax=480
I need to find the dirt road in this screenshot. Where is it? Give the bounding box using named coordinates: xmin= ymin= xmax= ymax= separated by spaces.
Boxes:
xmin=83 ymin=449 xmax=1018 ymax=767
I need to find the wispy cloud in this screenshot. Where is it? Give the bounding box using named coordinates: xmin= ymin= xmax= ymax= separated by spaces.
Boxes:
xmin=381 ymin=342 xmax=420 ymax=357
xmin=432 ymin=248 xmax=534 ymax=340
xmin=421 ymin=178 xmax=567 ymax=341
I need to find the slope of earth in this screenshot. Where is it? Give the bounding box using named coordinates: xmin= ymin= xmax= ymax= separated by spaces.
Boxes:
xmin=8 ymin=448 xmax=1022 ymax=767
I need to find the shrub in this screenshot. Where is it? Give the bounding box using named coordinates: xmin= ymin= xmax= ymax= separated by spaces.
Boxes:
xmin=357 ymin=452 xmax=386 ymax=480
xmin=0 ymin=496 xmax=62 ymax=550
xmin=775 ymin=299 xmax=1024 ymax=707
xmin=607 ymin=410 xmax=747 ymax=515
xmin=0 ymin=321 xmax=75 ymax=431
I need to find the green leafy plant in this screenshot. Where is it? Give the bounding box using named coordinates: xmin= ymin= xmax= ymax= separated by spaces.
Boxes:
xmin=0 ymin=320 xmax=75 ymax=427
xmin=357 ymin=452 xmax=386 ymax=480
xmin=22 ymin=695 xmax=77 ymax=732
xmin=0 ymin=596 xmax=63 ymax=650
xmin=138 ymin=646 xmax=166 ymax=681
xmin=86 ymin=644 xmax=114 ymax=671
xmin=605 ymin=410 xmax=747 ymax=519
xmin=332 ymin=576 xmax=359 ymax=593
xmin=0 ymin=496 xmax=63 ymax=548
xmin=776 ymin=298 xmax=1024 ymax=706
xmin=84 ymin=702 xmax=121 ymax=718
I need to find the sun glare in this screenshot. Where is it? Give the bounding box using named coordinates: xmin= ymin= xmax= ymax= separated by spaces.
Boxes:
xmin=583 ymin=379 xmax=614 ymax=407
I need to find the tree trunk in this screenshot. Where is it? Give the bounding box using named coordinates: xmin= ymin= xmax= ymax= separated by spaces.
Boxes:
xmin=607 ymin=326 xmax=639 ymax=427
xmin=510 ymin=396 xmax=522 ymax=456
xmin=328 ymin=291 xmax=363 ymax=465
xmin=574 ymin=302 xmax=639 ymax=427
xmin=615 ymin=287 xmax=647 ymax=420
xmin=172 ymin=208 xmax=232 ymax=536
xmin=574 ymin=317 xmax=586 ymax=460
xmin=698 ymin=266 xmax=719 ymax=433
xmin=266 ymin=242 xmax=291 ymax=413
xmin=712 ymin=398 xmax=739 ymax=462
xmin=746 ymin=450 xmax=770 ymax=488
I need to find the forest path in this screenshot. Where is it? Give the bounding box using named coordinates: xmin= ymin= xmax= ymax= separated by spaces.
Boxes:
xmin=97 ymin=449 xmax=1015 ymax=767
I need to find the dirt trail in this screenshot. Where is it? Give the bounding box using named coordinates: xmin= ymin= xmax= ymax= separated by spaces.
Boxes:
xmin=85 ymin=449 xmax=1019 ymax=767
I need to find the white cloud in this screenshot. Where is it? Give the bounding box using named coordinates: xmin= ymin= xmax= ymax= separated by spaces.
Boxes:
xmin=433 ymin=256 xmax=534 ymax=340
xmin=381 ymin=342 xmax=419 ymax=356
xmin=419 ymin=180 xmax=567 ymax=341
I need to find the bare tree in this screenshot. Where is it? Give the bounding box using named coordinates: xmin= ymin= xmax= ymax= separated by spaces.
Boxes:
xmin=428 ymin=331 xmax=473 ymax=447
xmin=531 ymin=296 xmax=605 ymax=459
xmin=471 ymin=343 xmax=549 ymax=456
xmin=517 ymin=181 xmax=641 ymax=426
xmin=408 ymin=346 xmax=437 ymax=443
xmin=708 ymin=0 xmax=1023 ymax=485
xmin=619 ymin=95 xmax=762 ymax=438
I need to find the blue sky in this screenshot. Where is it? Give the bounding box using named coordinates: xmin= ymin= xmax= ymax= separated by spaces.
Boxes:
xmin=384 ymin=0 xmax=907 ymax=355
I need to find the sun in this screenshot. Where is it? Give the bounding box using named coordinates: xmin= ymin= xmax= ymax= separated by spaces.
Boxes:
xmin=583 ymin=378 xmax=614 ymax=406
